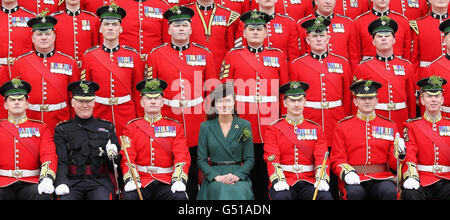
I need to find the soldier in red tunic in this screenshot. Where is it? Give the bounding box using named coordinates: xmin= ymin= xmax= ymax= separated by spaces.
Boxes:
xmin=332 ymin=0 xmax=371 ymax=20
xmin=18 ymin=0 xmax=64 ymax=14
xmin=354 ymin=0 xmax=412 ymax=61
xmin=402 ymin=76 xmax=450 ymax=200
xmin=0 ymin=0 xmax=36 ymax=77
xmin=298 ymin=0 xmax=359 ymax=69
xmin=80 ymin=0 xmax=109 ymax=14
xmin=81 ymin=3 xmax=143 ymax=137
xmin=331 ymin=80 xmax=406 ymax=200
xmin=52 ymin=0 xmax=100 ymax=68
xmin=120 ymin=78 xmax=190 ymax=200
xmin=249 ymin=0 xmax=313 ymax=21
xmin=389 ymin=0 xmax=429 ymax=20
xmin=264 ymin=81 xmax=332 ymax=200
xmin=145 ymin=5 xmax=216 ymax=199
xmin=0 ymin=79 xmax=58 ymax=200
xmin=353 ymin=16 xmax=417 ymax=131
xmin=220 ymin=10 xmax=289 ymax=200
xmin=424 ymin=20 xmax=450 ymax=117
xmin=11 ymin=12 xmax=80 ymax=132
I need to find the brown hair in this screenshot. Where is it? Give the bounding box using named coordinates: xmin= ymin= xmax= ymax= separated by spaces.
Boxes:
xmin=206 ymin=82 xmax=238 ymax=120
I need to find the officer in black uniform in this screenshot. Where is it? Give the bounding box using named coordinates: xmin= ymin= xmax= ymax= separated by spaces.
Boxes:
xmin=53 ymin=80 xmax=122 ymax=200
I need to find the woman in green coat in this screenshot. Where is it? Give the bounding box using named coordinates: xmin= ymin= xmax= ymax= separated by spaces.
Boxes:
xmin=196 ymin=82 xmax=255 ymax=200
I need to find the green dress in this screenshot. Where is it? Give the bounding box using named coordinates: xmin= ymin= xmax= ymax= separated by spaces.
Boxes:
xmin=196 ymin=116 xmax=255 ymax=200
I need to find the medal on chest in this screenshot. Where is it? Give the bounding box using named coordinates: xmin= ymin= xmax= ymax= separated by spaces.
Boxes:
xmin=327 ymin=62 xmax=344 ymax=73
xmin=154 ymin=125 xmax=177 ymax=137
xmin=274 ymin=23 xmax=283 ymax=33
xmin=44 ymin=0 xmax=55 ymax=4
xmin=212 ymin=15 xmax=227 ymax=26
xmin=117 ymin=57 xmax=134 ymax=68
xmin=11 ymin=17 xmax=30 ymax=27
xmin=144 ymin=7 xmax=163 ymax=19
xmin=332 ymin=23 xmax=345 ymax=33
xmin=263 ymin=56 xmax=280 ymax=67
xmin=372 ymin=126 xmax=394 ymax=141
xmin=290 ymin=0 xmax=302 ymax=4
xmin=439 ymin=126 xmax=450 ymax=136
xmin=393 ymin=65 xmax=405 ymax=76
xmin=81 ymin=20 xmax=91 ymax=31
xmin=407 ymin=0 xmax=420 ymax=8
xmin=50 ymin=62 xmax=73 ymax=75
xmin=18 ymin=127 xmax=40 ymax=138
xmin=295 ymin=128 xmax=317 ymax=140
xmin=350 ymin=0 xmax=358 ymax=7
xmin=186 ymin=54 xmax=206 ymax=66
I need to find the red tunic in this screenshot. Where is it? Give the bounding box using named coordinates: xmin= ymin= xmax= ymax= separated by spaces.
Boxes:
xmin=82 ymin=45 xmax=144 ymax=137
xmin=290 ymin=52 xmax=352 ymax=145
xmin=11 ymin=50 xmax=80 ymax=131
xmin=264 ymin=117 xmax=329 ymax=187
xmin=249 ymin=0 xmax=313 ymax=21
xmin=424 ymin=55 xmax=450 ymax=117
xmin=0 ymin=118 xmax=58 ymax=187
xmin=145 ymin=42 xmax=217 ymax=147
xmin=333 ymin=0 xmax=371 ymax=20
xmin=18 ymin=0 xmax=63 ymax=14
xmin=389 ymin=0 xmax=429 ymax=20
xmin=220 ymin=46 xmax=289 ymax=143
xmin=213 ymin=0 xmax=250 ymax=14
xmin=121 ymin=116 xmax=190 ymax=187
xmin=80 ymin=0 xmax=109 ymax=14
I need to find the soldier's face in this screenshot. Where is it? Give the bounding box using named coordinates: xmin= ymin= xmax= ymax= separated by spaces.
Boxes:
xmin=100 ymin=20 xmax=123 ymax=41
xmin=214 ymin=94 xmax=235 ymax=115
xmin=2 ymin=0 xmax=17 ymax=5
xmin=72 ymin=98 xmax=95 ymax=119
xmin=243 ymin=25 xmax=267 ymax=47
xmin=141 ymin=95 xmax=163 ymax=115
xmin=421 ymin=92 xmax=444 ymax=113
xmin=4 ymin=96 xmax=28 ymax=117
xmin=65 ymin=0 xmax=80 ymax=5
xmin=256 ymin=0 xmax=277 ymax=8
xmin=354 ymin=96 xmax=378 ymax=115
xmin=32 ymin=30 xmax=56 ymax=51
xmin=168 ymin=21 xmax=192 ymax=43
xmin=284 ymin=96 xmax=306 ymax=117
xmin=445 ymin=34 xmax=450 ymax=54
xmin=373 ymin=32 xmax=395 ymax=51
xmin=429 ymin=0 xmax=449 ymax=8
xmin=306 ymin=31 xmax=329 ymax=53
xmin=315 ymin=0 xmax=336 ymax=15
xmin=372 ymin=0 xmax=390 ymax=9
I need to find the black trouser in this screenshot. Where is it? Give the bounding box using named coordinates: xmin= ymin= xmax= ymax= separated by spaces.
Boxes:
xmin=0 ymin=182 xmax=52 ymax=200
xmin=344 ymin=180 xmax=397 ymax=200
xmin=269 ymin=181 xmax=333 ymax=200
xmin=59 ymin=176 xmax=114 ymax=200
xmin=402 ymin=180 xmax=450 ymax=200
xmin=123 ymin=180 xmax=188 ymax=200
xmin=249 ymin=143 xmax=269 ymax=200
xmin=186 ymin=146 xmax=198 ymax=200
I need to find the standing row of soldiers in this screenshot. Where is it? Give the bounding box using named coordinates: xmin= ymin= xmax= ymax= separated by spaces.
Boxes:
xmin=0 ymin=0 xmax=449 ymax=200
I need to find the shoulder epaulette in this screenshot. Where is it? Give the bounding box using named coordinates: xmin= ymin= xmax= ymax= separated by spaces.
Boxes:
xmin=50 ymin=10 xmax=64 ymax=16
xmin=164 ymin=116 xmax=180 ymax=124
xmin=150 ymin=43 xmax=168 ymax=53
xmin=377 ymin=114 xmax=394 ymax=122
xmin=16 ymin=51 xmax=34 ymax=60
xmin=265 ymin=47 xmax=283 ymax=53
xmin=230 ymin=45 xmax=245 ymax=51
xmin=19 ymin=6 xmax=36 ymax=16
xmin=122 ymin=45 xmax=138 ymax=53
xmin=270 ymin=117 xmax=284 ymax=126
xmin=429 ymin=54 xmax=444 ymax=65
xmin=56 ymin=119 xmax=71 ymax=127
xmin=126 ymin=117 xmax=143 ymax=125
xmin=0 ymin=119 xmax=5 ymax=122
xmin=354 ymin=10 xmax=370 ymax=21
xmin=276 ymin=13 xmax=295 ymax=21
xmin=292 ymin=53 xmax=309 ymax=62
xmin=395 ymin=56 xmax=412 ymax=64
xmin=57 ymin=51 xmax=75 ymax=60
xmin=417 ymin=13 xmax=429 ymax=21
xmin=305 ymin=119 xmax=320 ymax=126
xmin=297 ymin=14 xmax=313 ymax=24
xmin=359 ymin=56 xmax=374 ymax=64
xmin=29 ymin=119 xmax=45 ymax=124
xmin=338 ymin=115 xmax=354 ymax=124
xmin=336 ymin=13 xmax=353 ymax=21
xmin=227 ymin=10 xmax=240 ymax=26
xmin=184 ymin=2 xmax=195 ymax=6
xmin=406 ymin=117 xmax=422 ymax=123
xmin=409 ymin=20 xmax=419 ymax=35
xmin=390 ymin=10 xmax=408 ymax=19
xmin=217 ymin=4 xmax=231 ymax=11
xmin=81 ymin=10 xmax=97 ymax=17
xmin=444 ymin=116 xmax=450 ymax=120
xmin=84 ymin=45 xmax=100 ymax=55
xmin=330 ymin=52 xmax=348 ymax=61
xmin=192 ymin=42 xmax=211 ymax=52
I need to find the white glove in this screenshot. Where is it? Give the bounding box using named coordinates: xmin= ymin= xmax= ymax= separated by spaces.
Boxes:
xmin=344 ymin=172 xmax=361 ymax=185
xmin=314 ymin=181 xmax=330 ymax=191
xmin=171 ymin=181 xmax=186 ymax=193
xmin=38 ymin=178 xmax=54 ymax=194
xmin=55 ymin=184 xmax=70 ymax=196
xmin=124 ymin=181 xmax=142 ymax=192
xmin=106 ymin=139 xmax=118 ymax=159
xmin=403 ymin=178 xmax=420 ymax=190
xmin=273 ymin=181 xmax=290 ymax=191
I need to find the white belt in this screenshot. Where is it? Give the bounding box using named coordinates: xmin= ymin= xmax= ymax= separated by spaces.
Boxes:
xmin=280 ymin=164 xmax=314 ymax=173
xmin=95 ymin=94 xmax=131 ymax=105
xmin=137 ymin=165 xmax=174 ymax=174
xmin=417 ymin=164 xmax=450 ymax=173
xmin=375 ymin=102 xmax=407 ymax=111
xmin=28 ymin=101 xmax=67 ymax=112
xmin=420 ymin=61 xmax=432 ymax=68
xmin=235 ymin=95 xmax=277 ymax=103
xmin=441 ymin=106 xmax=450 ymax=113
xmin=163 ymin=96 xmax=203 ymax=108
xmin=305 ymin=100 xmax=342 ymax=109
xmin=0 ymin=169 xmax=40 ymax=178
xmin=0 ymin=57 xmax=15 ymax=65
